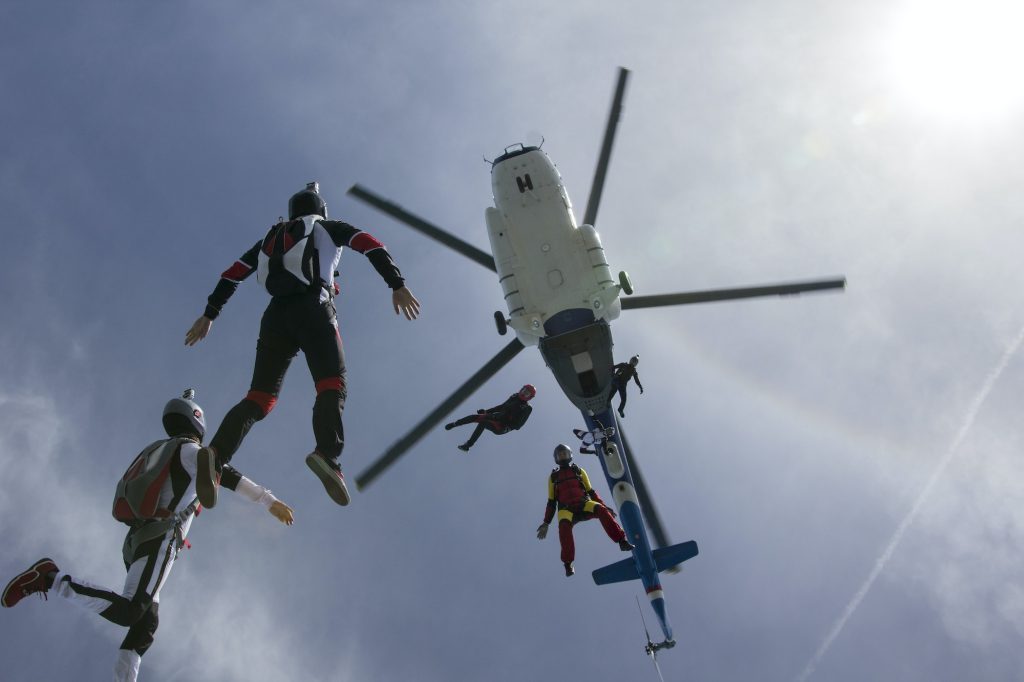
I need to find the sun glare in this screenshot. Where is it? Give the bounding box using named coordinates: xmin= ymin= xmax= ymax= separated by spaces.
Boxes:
xmin=882 ymin=0 xmax=1024 ymax=124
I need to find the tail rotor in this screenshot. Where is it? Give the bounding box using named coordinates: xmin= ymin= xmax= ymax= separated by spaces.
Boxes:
xmin=636 ymin=596 xmax=671 ymax=681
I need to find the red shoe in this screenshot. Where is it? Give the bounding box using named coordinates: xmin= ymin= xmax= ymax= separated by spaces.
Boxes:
xmin=2 ymin=558 xmax=58 ymax=608
xmin=305 ymin=451 xmax=351 ymax=506
xmin=195 ymin=446 xmax=221 ymax=509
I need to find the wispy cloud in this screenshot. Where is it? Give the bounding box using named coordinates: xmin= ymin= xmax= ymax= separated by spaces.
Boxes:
xmin=797 ymin=321 xmax=1024 ymax=681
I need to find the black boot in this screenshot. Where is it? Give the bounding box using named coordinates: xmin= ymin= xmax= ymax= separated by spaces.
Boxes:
xmin=564 ymin=562 xmax=574 ymax=577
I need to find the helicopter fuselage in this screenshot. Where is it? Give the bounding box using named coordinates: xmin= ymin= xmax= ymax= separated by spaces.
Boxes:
xmin=486 ymin=145 xmax=622 ymax=350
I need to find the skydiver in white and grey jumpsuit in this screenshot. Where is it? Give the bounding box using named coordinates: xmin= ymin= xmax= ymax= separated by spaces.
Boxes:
xmin=0 ymin=392 xmax=294 ymax=682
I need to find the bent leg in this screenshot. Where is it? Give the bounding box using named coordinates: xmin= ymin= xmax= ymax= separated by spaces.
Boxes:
xmin=586 ymin=501 xmax=626 ymax=543
xmin=113 ymin=602 xmax=157 ymax=681
xmin=210 ymin=311 xmax=299 ymax=465
xmin=53 ymin=574 xmax=152 ymax=626
xmin=120 ymin=601 xmax=159 ymax=656
xmin=463 ymin=422 xmax=487 ymax=448
xmin=52 ymin=531 xmax=176 ymax=627
xmin=483 ymin=419 xmax=511 ymax=436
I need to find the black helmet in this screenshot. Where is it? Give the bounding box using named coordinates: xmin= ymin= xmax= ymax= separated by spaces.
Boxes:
xmin=163 ymin=388 xmax=206 ymax=440
xmin=553 ymin=443 xmax=572 ymax=464
xmin=288 ymin=181 xmax=328 ymax=220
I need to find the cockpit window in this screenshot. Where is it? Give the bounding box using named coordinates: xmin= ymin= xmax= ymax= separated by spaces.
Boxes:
xmin=494 ymin=143 xmax=539 ymax=164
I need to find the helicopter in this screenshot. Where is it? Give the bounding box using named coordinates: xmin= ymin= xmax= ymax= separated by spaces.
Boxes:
xmin=347 ymin=67 xmax=845 ymax=652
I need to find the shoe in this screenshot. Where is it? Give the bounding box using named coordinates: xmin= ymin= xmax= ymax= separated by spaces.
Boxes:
xmin=195 ymin=446 xmax=221 ymax=509
xmin=444 ymin=422 xmax=456 ymax=431
xmin=305 ymin=451 xmax=350 ymax=506
xmin=563 ymin=562 xmax=574 ymax=577
xmin=457 ymin=444 xmax=471 ymax=452
xmin=618 ymin=539 xmax=635 ymax=552
xmin=2 ymin=558 xmax=58 ymax=608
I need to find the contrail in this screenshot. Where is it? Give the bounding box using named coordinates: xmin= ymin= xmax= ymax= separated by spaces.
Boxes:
xmin=796 ymin=323 xmax=1024 ymax=682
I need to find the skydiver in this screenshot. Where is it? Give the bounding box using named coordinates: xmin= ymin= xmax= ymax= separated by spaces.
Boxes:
xmin=572 ymin=421 xmax=616 ymax=454
xmin=184 ymin=182 xmax=421 ymax=508
xmin=609 ymin=354 xmax=643 ymax=418
xmin=536 ymin=444 xmax=633 ymax=577
xmin=444 ymin=384 xmax=536 ymax=451
xmin=0 ymin=390 xmax=293 ymax=682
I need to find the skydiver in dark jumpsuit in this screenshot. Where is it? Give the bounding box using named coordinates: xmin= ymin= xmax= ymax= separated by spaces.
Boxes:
xmin=609 ymin=354 xmax=643 ymax=418
xmin=444 ymin=384 xmax=536 ymax=451
xmin=184 ymin=182 xmax=420 ymax=507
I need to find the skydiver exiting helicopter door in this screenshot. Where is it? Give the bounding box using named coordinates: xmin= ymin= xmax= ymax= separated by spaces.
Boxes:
xmin=609 ymin=355 xmax=643 ymax=418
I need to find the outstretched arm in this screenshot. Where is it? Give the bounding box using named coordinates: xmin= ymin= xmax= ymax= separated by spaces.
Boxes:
xmin=321 ymin=221 xmax=421 ymax=321
xmin=185 ymin=240 xmax=261 ymax=346
xmin=220 ymin=465 xmax=294 ymax=525
xmin=633 ymin=372 xmax=643 ymax=393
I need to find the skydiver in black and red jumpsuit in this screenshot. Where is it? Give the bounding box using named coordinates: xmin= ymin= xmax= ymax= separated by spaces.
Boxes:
xmin=444 ymin=384 xmax=536 ymax=451
xmin=536 ymin=444 xmax=633 ymax=576
xmin=184 ymin=182 xmax=421 ymax=508
xmin=609 ymin=354 xmax=643 ymax=418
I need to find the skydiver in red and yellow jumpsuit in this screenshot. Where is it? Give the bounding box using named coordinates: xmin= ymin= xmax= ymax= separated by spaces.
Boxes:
xmin=536 ymin=444 xmax=633 ymax=576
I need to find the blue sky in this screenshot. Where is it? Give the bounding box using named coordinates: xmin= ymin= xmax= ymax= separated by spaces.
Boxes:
xmin=3 ymin=1 xmax=1024 ymax=680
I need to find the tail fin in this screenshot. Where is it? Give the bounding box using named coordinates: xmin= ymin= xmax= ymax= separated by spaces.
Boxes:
xmin=653 ymin=540 xmax=699 ymax=573
xmin=592 ymin=556 xmax=640 ymax=585
xmin=592 ymin=540 xmax=700 ymax=585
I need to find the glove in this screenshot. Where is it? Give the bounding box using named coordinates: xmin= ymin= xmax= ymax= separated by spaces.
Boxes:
xmin=536 ymin=523 xmax=549 ymax=540
xmin=269 ymin=500 xmax=295 ymax=526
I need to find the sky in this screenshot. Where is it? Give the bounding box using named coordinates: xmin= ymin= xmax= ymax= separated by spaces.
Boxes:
xmin=2 ymin=1 xmax=1024 ymax=680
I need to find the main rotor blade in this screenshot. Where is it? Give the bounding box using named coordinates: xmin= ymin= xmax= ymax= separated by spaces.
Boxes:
xmin=348 ymin=184 xmax=496 ymax=272
xmin=620 ymin=427 xmax=672 ymax=551
xmin=620 ymin=277 xmax=846 ymax=310
xmin=582 ymin=67 xmax=630 ymax=228
xmin=355 ymin=338 xmax=525 ymax=489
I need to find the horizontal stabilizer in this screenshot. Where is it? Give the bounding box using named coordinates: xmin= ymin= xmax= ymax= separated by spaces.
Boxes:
xmin=592 ymin=556 xmax=640 ymax=585
xmin=653 ymin=541 xmax=699 ymax=573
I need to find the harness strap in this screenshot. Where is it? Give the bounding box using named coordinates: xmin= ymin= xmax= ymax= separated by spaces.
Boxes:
xmin=121 ymin=496 xmax=199 ymax=566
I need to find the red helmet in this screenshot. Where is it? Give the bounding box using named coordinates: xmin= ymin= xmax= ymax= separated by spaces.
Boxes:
xmin=518 ymin=384 xmax=536 ymax=401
